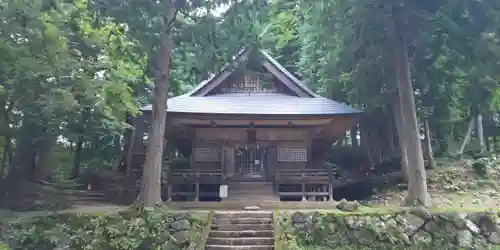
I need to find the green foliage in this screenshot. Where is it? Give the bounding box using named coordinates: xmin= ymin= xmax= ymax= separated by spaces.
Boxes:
xmin=471 ymin=154 xmax=500 ymax=179
xmin=0 ymin=209 xmax=204 ymax=250
xmin=0 ymin=243 xmax=10 ymax=250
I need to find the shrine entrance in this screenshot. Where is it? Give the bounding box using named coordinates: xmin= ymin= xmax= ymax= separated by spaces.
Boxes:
xmin=236 ymin=147 xmax=267 ymax=179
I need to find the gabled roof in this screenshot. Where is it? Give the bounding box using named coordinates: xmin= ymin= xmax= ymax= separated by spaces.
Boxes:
xmin=140 ymin=46 xmax=362 ymax=116
xmin=140 ymin=93 xmax=361 ymax=116
xmin=187 ymin=46 xmax=317 ymax=97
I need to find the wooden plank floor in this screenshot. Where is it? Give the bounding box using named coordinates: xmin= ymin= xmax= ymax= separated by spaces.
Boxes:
xmin=165 ymin=201 xmax=337 ymax=210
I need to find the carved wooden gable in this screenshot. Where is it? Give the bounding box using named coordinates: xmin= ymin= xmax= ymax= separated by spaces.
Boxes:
xmin=211 ymin=66 xmax=294 ymax=95
xmin=187 ymin=47 xmax=317 ymax=97
xmin=221 ymin=73 xmax=279 ymax=93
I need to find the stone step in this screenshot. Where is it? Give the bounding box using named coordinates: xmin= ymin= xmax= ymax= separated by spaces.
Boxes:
xmin=214 ymin=212 xmax=272 ymax=219
xmin=205 ymin=245 xmax=274 ymax=250
xmin=211 ymin=223 xmax=273 ymax=231
xmin=206 ymin=237 xmax=274 ymax=245
xmin=209 ymin=230 xmax=274 ymax=238
xmin=212 ymin=218 xmax=272 ymax=225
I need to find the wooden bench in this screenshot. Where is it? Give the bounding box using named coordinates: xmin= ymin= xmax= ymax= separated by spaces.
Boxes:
xmin=169 ymin=169 xmax=223 ymax=183
xmin=274 ymin=168 xmax=334 ymax=201
xmin=166 ymin=168 xmax=224 ymax=201
xmin=274 ymin=168 xmax=331 ymax=184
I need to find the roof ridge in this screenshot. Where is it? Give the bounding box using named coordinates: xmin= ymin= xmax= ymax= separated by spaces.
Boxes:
xmin=257 ymin=49 xmax=317 ymax=97
xmin=186 ymin=46 xmax=251 ymax=96
xmin=187 ymin=45 xmax=317 ymax=97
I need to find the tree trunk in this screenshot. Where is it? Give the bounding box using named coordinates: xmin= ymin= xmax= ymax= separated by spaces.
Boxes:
xmin=34 ymin=138 xmax=55 ymax=181
xmin=350 ymin=126 xmax=359 ymax=148
xmin=1 ymin=101 xmax=14 ymax=179
xmin=456 ymin=118 xmax=474 ymax=157
xmin=359 ymin=124 xmax=375 ymax=168
xmin=0 ymin=135 xmax=11 ymax=179
xmin=8 ymin=126 xmax=37 ymax=181
xmin=392 ymin=6 xmax=431 ymax=207
xmin=125 ymin=124 xmax=136 ymax=178
xmin=477 ymin=114 xmax=485 ymax=153
xmin=392 ymin=98 xmax=408 ymax=181
xmin=435 ymin=124 xmax=450 ymax=156
xmin=71 ymin=135 xmax=84 ymax=179
xmin=484 ymin=132 xmax=490 ymax=152
xmin=493 ymin=135 xmax=497 ymax=152
xmin=423 ymin=119 xmax=435 ymax=169
xmin=72 ymin=110 xmax=90 ymax=179
xmin=386 ymin=110 xmax=397 ymax=156
xmin=134 ymin=2 xmax=177 ymax=207
xmin=123 ymin=118 xmax=137 ymax=201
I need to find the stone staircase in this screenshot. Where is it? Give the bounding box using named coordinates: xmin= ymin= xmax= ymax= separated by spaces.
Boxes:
xmin=206 ymin=211 xmax=275 ymax=250
xmin=226 ymin=182 xmax=277 ymax=202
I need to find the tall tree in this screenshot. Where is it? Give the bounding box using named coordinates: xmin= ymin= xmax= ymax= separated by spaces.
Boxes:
xmin=392 ymin=4 xmax=430 ymax=206
xmin=134 ymin=1 xmax=178 ymax=206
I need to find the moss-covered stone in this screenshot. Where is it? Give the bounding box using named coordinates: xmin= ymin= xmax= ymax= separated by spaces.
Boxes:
xmin=282 ymin=209 xmax=500 ymax=250
xmin=0 ymin=208 xmax=205 ymax=250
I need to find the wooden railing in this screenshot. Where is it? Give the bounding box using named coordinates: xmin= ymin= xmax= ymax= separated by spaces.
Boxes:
xmin=274 ymin=168 xmax=330 ymax=183
xmin=169 ymin=169 xmax=223 ymax=183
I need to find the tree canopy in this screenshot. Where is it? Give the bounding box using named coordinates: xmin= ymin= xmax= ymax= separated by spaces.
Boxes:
xmin=1 ymin=0 xmax=500 ymax=207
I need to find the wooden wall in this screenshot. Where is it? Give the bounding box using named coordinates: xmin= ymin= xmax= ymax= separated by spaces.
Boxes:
xmin=194 ymin=128 xmax=311 ymax=142
xmin=189 ymin=127 xmax=321 ymax=174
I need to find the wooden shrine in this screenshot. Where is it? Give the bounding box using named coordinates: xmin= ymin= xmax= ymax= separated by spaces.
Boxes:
xmin=133 ymin=46 xmax=362 ymax=202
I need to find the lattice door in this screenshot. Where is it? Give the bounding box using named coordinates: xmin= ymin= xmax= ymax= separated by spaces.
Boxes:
xmin=240 ymin=149 xmax=264 ymax=177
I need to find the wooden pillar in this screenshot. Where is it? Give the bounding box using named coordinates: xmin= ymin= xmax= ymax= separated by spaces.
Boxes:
xmin=223 ymin=146 xmax=235 ymax=178
xmin=194 ymin=181 xmax=200 ymax=202
xmin=301 ymin=183 xmax=306 ymax=202
xmin=328 ymin=184 xmax=334 ymax=201
xmin=267 ymin=147 xmax=277 ymax=181
xmin=167 ymin=184 xmax=172 ymax=201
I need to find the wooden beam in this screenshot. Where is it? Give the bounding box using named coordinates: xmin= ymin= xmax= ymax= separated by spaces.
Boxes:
xmin=171 ymin=118 xmax=333 ymax=127
xmin=168 ymin=112 xmax=360 ymax=120
xmin=301 ymin=184 xmax=306 ymax=202
xmin=167 ymin=185 xmax=172 ymax=201
xmin=308 ymin=127 xmax=325 ymax=138
xmin=319 ymin=116 xmax=360 ymax=139
xmin=328 ymin=184 xmax=334 ymax=201
xmin=194 ymin=181 xmax=200 ymax=202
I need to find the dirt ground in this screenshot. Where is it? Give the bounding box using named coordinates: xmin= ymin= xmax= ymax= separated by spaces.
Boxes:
xmin=2 ymin=158 xmax=498 ymax=220
xmin=367 ymin=158 xmax=500 ymax=210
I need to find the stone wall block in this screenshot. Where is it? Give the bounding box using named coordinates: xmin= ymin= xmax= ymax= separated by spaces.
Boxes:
xmin=283 ymin=210 xmax=500 ymax=249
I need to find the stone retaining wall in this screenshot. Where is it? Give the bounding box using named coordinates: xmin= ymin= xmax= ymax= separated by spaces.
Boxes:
xmin=280 ymin=208 xmax=500 ymax=249
xmin=0 ymin=210 xmax=204 ymax=250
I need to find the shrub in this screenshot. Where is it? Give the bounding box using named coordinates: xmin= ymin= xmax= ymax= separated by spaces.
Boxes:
xmin=472 ymin=161 xmax=488 ymax=178
xmin=0 ymin=208 xmax=204 ymax=250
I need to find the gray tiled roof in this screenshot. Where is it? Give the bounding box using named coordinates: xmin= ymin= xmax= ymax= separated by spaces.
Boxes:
xmin=140 ymin=93 xmax=361 ymax=115
xmin=186 ymin=47 xmax=251 ymax=96
xmin=140 ymin=45 xmax=362 ymax=116
xmin=259 ymin=50 xmax=316 ymax=97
